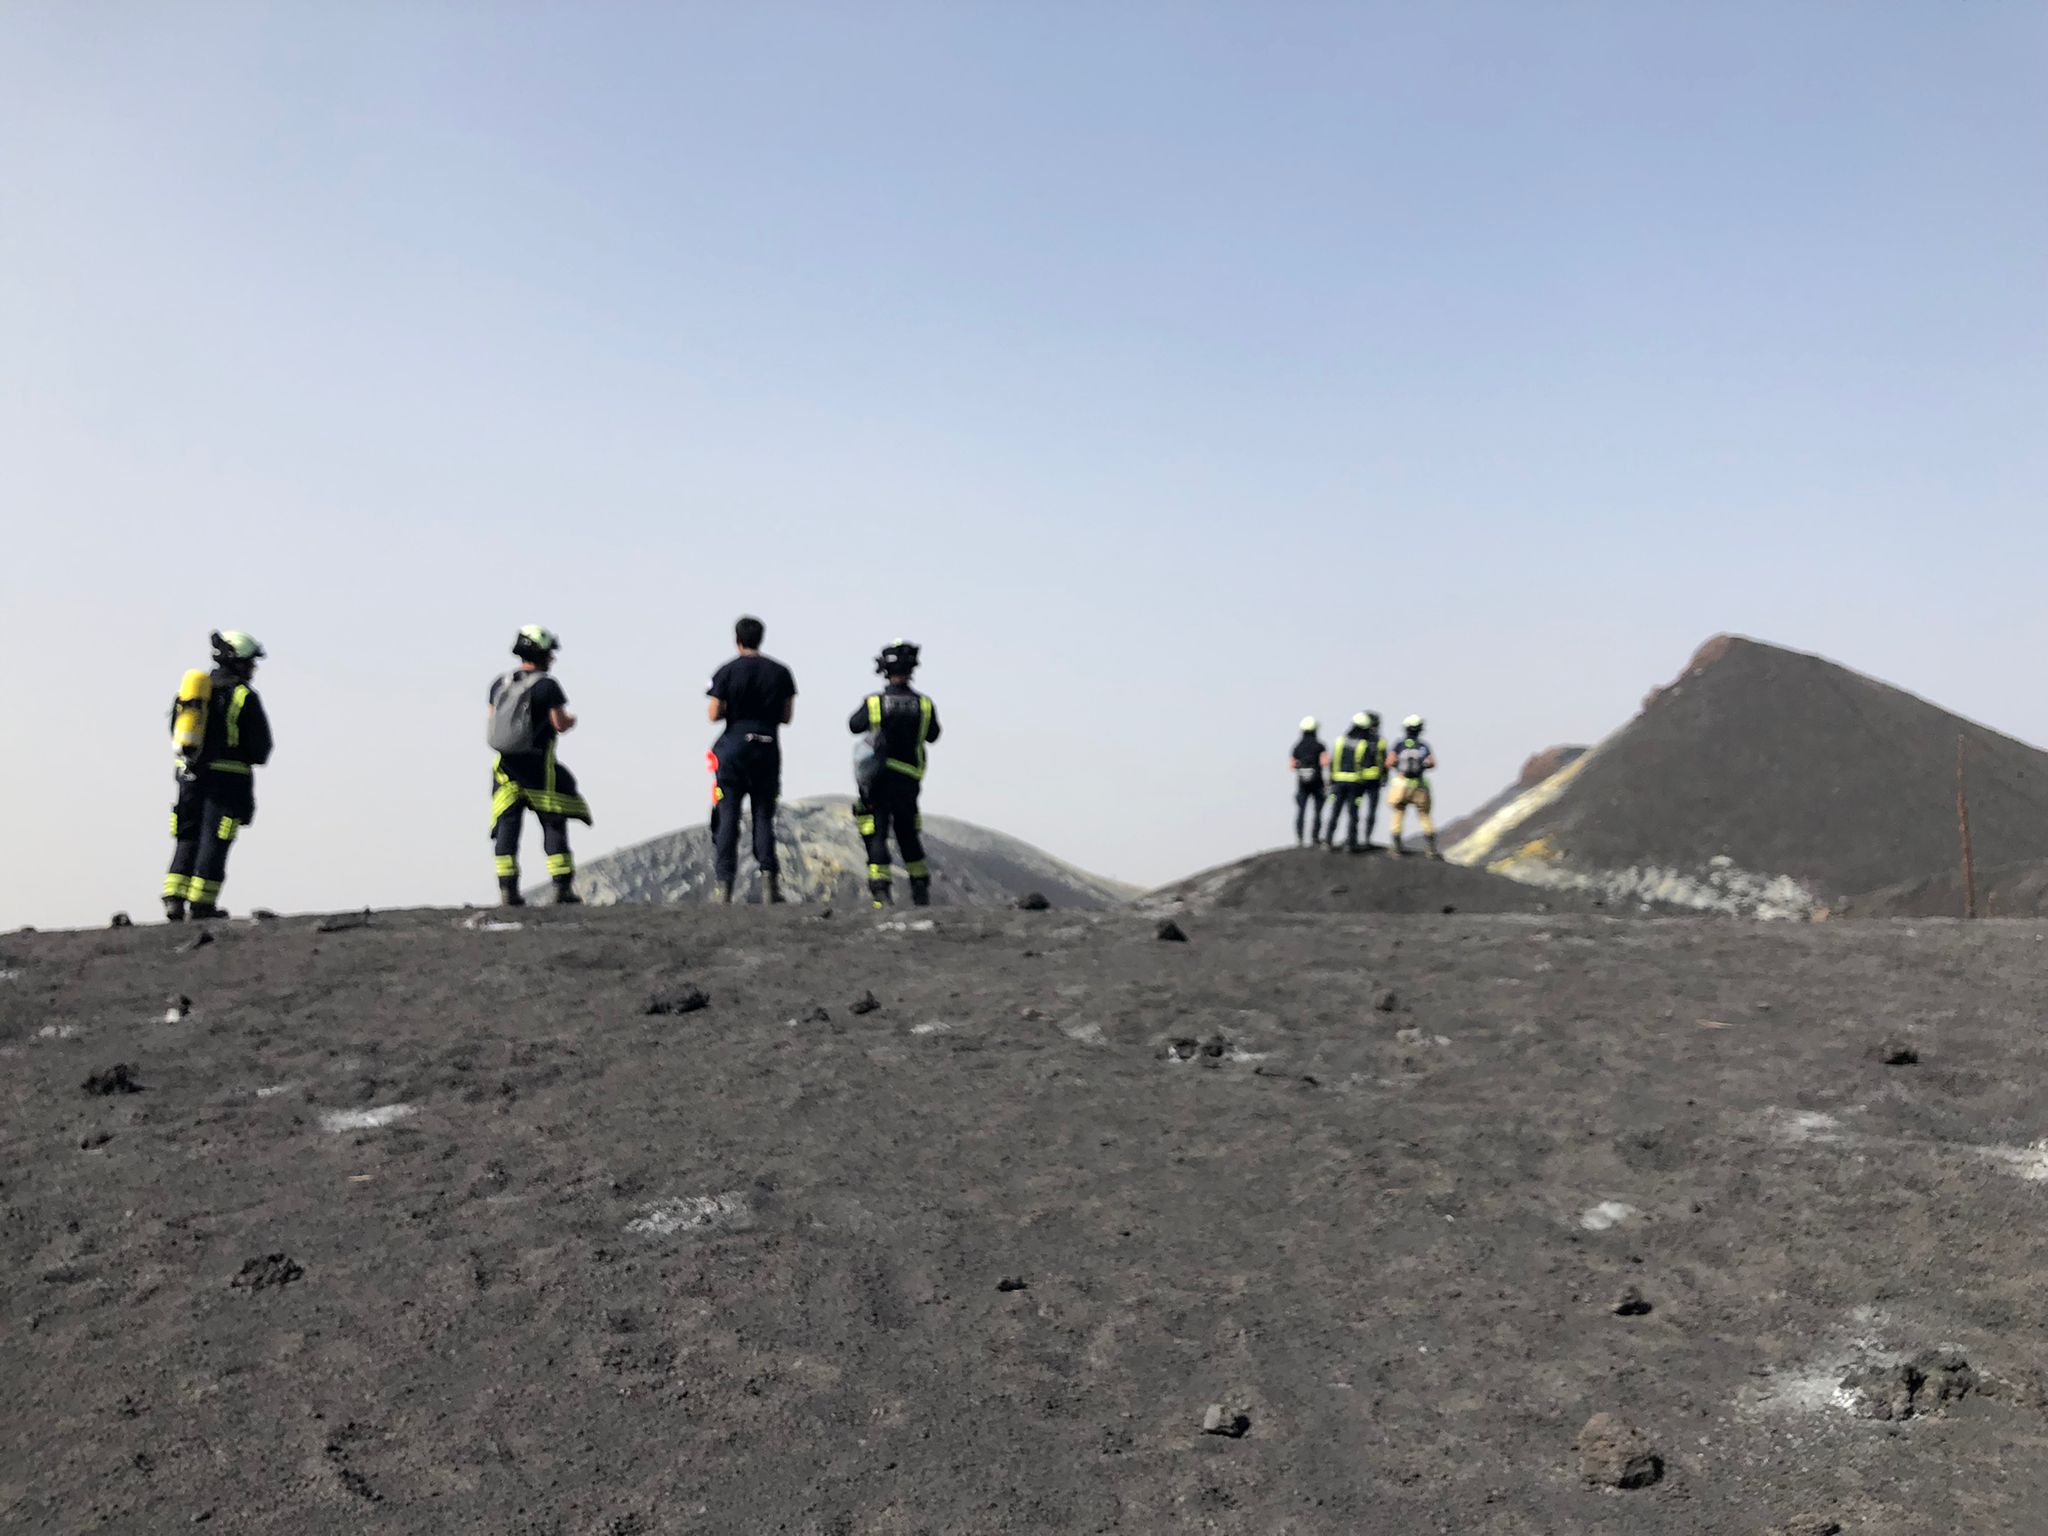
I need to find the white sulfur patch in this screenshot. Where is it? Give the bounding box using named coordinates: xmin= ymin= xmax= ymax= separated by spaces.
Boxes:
xmin=1579 ymin=1201 xmax=1638 ymax=1231
xmin=1979 ymin=1143 xmax=2048 ymax=1181
xmin=910 ymin=1021 xmax=953 ymax=1036
xmin=0 ymin=969 xmax=20 ymax=983
xmin=35 ymin=1024 xmax=78 ymax=1040
xmin=1058 ymin=1020 xmax=1108 ymax=1046
xmin=319 ymin=1103 xmax=417 ymax=1133
xmin=255 ymin=1081 xmax=301 ymax=1099
xmin=626 ymin=1192 xmax=754 ymax=1237
xmin=1769 ymin=1109 xmax=1844 ymax=1144
xmin=876 ymin=919 xmax=937 ymax=934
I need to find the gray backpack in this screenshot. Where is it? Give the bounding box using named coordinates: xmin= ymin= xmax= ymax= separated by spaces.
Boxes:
xmin=488 ymin=671 xmax=550 ymax=754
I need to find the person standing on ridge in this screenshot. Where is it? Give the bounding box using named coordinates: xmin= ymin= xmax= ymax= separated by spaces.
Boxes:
xmin=1325 ymin=712 xmax=1384 ymax=854
xmin=707 ymin=615 xmax=797 ymax=904
xmin=1386 ymin=714 xmax=1441 ymax=858
xmin=488 ymin=626 xmax=591 ymax=906
xmin=1290 ymin=718 xmax=1328 ymax=847
xmin=163 ymin=630 xmax=273 ymax=921
xmin=850 ymin=640 xmax=942 ymax=907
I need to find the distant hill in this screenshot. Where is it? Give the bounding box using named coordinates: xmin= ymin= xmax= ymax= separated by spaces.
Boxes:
xmin=1148 ymin=847 xmax=1623 ymax=916
xmin=562 ymin=797 xmax=1136 ymax=909
xmin=1448 ymin=635 xmax=2048 ymax=917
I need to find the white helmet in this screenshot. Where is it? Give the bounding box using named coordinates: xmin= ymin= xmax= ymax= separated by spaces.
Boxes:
xmin=1299 ymin=716 xmax=1318 ymax=733
xmin=1404 ymin=714 xmax=1424 ymax=732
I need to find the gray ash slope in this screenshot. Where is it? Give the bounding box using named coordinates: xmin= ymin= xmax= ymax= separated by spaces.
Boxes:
xmin=565 ymin=795 xmax=1135 ymax=909
xmin=1450 ymin=635 xmax=2048 ymax=916
xmin=12 ymin=906 xmax=2048 ymax=1532
xmin=1842 ymin=858 xmax=2048 ymax=920
xmin=1150 ymin=846 xmax=1624 ymax=915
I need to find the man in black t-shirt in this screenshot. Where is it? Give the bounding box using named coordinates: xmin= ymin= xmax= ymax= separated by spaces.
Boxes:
xmin=1290 ymin=717 xmax=1328 ymax=847
xmin=706 ymin=615 xmax=798 ymax=903
xmin=488 ymin=625 xmax=591 ymax=906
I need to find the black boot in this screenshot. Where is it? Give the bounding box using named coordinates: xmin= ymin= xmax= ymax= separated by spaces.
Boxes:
xmin=498 ymin=879 xmax=526 ymax=908
xmin=765 ymin=873 xmax=785 ymax=905
xmin=188 ymin=903 xmax=226 ymax=921
xmin=869 ymin=881 xmax=893 ymax=909
xmin=909 ymin=876 xmax=931 ymax=908
xmin=163 ymin=896 xmax=187 ymax=923
xmin=717 ymin=883 xmax=734 ymax=905
xmin=1426 ymin=836 xmax=1442 ymax=861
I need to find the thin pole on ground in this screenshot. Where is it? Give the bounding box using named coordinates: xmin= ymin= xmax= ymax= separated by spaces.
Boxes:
xmin=1956 ymin=733 xmax=1977 ymax=920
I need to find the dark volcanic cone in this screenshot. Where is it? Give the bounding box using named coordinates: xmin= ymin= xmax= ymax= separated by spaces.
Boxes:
xmin=1448 ymin=635 xmax=2048 ymax=916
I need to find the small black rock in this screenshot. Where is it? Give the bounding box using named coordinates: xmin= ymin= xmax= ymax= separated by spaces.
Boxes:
xmin=850 ymin=991 xmax=881 ymax=1016
xmin=252 ymin=909 xmax=279 ymax=922
xmin=803 ymin=1006 xmax=831 ymax=1024
xmin=1374 ymin=990 xmax=1399 ymax=1012
xmin=109 ymin=912 xmax=133 ymax=929
xmin=997 ymin=1276 xmax=1028 ymax=1292
xmin=1441 ymin=905 xmax=1458 ymax=915
xmin=1612 ymin=1285 xmax=1653 ymax=1317
xmin=315 ymin=912 xmax=371 ymax=934
xmin=1875 ymin=1039 xmax=1919 ymax=1066
xmin=83 ymin=1064 xmax=142 ymax=1096
xmin=1156 ymin=920 xmax=1189 ymax=943
xmin=230 ymin=1253 xmax=304 ymax=1291
xmin=80 ymin=1131 xmax=113 ymax=1149
xmin=1017 ymin=892 xmax=1051 ymax=912
xmin=645 ymin=987 xmax=711 ymax=1017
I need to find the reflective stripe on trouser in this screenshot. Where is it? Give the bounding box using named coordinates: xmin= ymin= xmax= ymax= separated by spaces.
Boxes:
xmin=167 ymin=777 xmax=243 ymax=905
xmin=857 ymin=781 xmax=926 ymax=893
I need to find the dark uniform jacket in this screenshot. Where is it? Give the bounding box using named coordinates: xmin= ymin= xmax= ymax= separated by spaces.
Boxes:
xmin=850 ymin=684 xmax=942 ymax=781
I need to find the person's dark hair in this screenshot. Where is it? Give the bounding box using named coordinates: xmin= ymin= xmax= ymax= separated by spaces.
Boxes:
xmin=735 ymin=616 xmax=765 ymax=650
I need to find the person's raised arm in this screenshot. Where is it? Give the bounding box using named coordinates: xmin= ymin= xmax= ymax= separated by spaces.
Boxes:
xmin=551 ymin=706 xmax=577 ymax=733
xmin=707 ymin=698 xmax=726 ymax=724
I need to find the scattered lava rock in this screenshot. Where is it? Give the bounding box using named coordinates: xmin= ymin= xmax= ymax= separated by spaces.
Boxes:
xmin=252 ymin=908 xmax=279 ymax=921
xmin=1374 ymin=990 xmax=1400 ymax=1013
xmin=79 ymin=1131 xmax=113 ymax=1150
xmin=850 ymin=991 xmax=881 ymax=1016
xmin=109 ymin=913 xmax=132 ymax=929
xmin=1016 ymin=893 xmax=1051 ymax=911
xmin=1156 ymin=920 xmax=1189 ymax=943
xmin=230 ymin=1253 xmax=305 ymax=1291
xmin=165 ymin=994 xmax=192 ymax=1021
xmin=315 ymin=912 xmax=372 ymax=934
xmin=82 ymin=1064 xmax=142 ymax=1096
xmin=802 ymin=1006 xmax=831 ymax=1024
xmin=1844 ymin=1349 xmax=1974 ymax=1420
xmin=645 ymin=987 xmax=711 ymax=1017
xmin=1577 ymin=1412 xmax=1663 ymax=1489
xmin=1777 ymin=1518 xmax=1842 ymax=1536
xmin=1612 ymin=1285 xmax=1653 ymax=1316
xmin=1163 ymin=1038 xmax=1200 ymax=1061
xmin=1981 ymin=1368 xmax=2048 ymax=1409
xmin=996 ymin=1277 xmax=1028 ymax=1292
xmin=1874 ymin=1038 xmax=1919 ymax=1065
xmin=1200 ymin=1404 xmax=1251 ymax=1438
xmin=1199 ymin=1035 xmax=1230 ymax=1059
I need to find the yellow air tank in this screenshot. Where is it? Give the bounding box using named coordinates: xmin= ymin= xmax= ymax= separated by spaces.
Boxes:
xmin=172 ymin=669 xmax=213 ymax=760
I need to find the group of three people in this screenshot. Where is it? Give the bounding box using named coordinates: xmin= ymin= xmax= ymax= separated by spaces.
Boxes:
xmin=1290 ymin=713 xmax=1441 ymax=858
xmin=161 ymin=617 xmax=942 ymax=919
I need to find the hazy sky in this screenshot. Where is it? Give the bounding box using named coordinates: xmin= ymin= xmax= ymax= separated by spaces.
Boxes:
xmin=4 ymin=3 xmax=2044 ymax=929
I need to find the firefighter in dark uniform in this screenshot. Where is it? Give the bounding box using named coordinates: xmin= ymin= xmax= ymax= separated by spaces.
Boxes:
xmin=488 ymin=625 xmax=591 ymax=906
xmin=1325 ymin=712 xmax=1385 ymax=853
xmin=1290 ymin=717 xmax=1328 ymax=846
xmin=850 ymin=640 xmax=942 ymax=907
xmin=707 ymin=615 xmax=799 ymax=904
xmin=163 ymin=630 xmax=273 ymax=921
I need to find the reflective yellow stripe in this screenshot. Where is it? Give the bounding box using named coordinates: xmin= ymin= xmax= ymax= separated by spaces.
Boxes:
xmin=225 ymin=685 xmax=249 ymax=749
xmin=883 ymin=694 xmax=934 ymax=780
xmin=494 ymin=855 xmax=518 ymax=877
xmin=162 ymin=873 xmax=187 ymax=897
xmin=867 ymin=695 xmax=883 ymax=729
xmin=207 ymin=761 xmax=251 ymax=775
xmin=216 ymin=817 xmax=238 ymax=843
xmin=905 ymin=860 xmax=929 ymax=878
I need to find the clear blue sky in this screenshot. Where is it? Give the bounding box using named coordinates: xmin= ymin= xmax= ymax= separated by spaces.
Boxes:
xmin=4 ymin=2 xmax=2044 ymax=927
